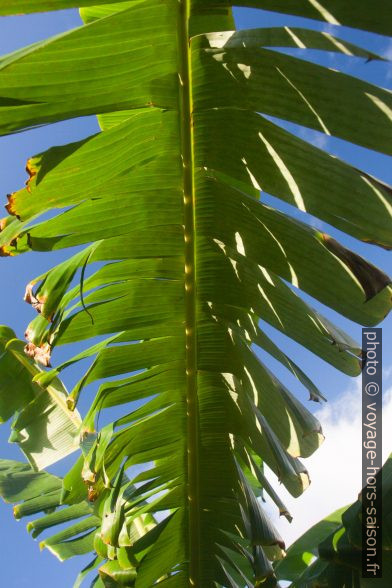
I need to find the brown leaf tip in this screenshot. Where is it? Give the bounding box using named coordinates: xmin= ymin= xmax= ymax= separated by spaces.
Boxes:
xmin=24 ymin=283 xmax=46 ymax=315
xmin=25 ymin=159 xmax=38 ymax=193
xmin=4 ymin=192 xmax=21 ymax=219
xmin=66 ymin=397 xmax=76 ymax=411
xmin=88 ymin=486 xmax=98 ymax=502
xmin=322 ymin=233 xmax=391 ymax=301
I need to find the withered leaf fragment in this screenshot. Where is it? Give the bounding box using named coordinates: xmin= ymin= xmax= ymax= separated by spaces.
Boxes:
xmin=24 ymin=283 xmax=45 ymax=315
xmin=24 ymin=159 xmax=38 ymax=192
xmin=322 ymin=234 xmax=391 ymax=301
xmin=24 ymin=341 xmax=51 ymax=367
xmin=5 ymin=157 xmax=40 ymax=219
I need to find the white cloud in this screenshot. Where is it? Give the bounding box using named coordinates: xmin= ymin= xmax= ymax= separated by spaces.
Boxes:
xmin=321 ymin=23 xmax=336 ymax=35
xmin=309 ymin=133 xmax=329 ymax=150
xmin=382 ymin=39 xmax=392 ymax=82
xmin=308 ymin=216 xmax=325 ymax=230
xmin=298 ymin=127 xmax=329 ymax=150
xmin=263 ymin=379 xmax=392 ymax=547
xmin=383 ymin=365 xmax=392 ymax=380
xmin=383 ymin=39 xmax=392 ymax=61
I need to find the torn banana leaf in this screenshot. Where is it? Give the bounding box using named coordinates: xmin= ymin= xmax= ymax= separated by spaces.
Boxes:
xmin=0 ymin=327 xmax=81 ymax=470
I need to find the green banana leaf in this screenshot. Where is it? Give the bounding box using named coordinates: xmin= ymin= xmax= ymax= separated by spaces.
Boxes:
xmin=0 ymin=0 xmax=390 ymax=586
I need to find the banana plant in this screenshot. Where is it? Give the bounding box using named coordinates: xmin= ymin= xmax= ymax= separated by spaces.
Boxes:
xmin=0 ymin=0 xmax=391 ymax=586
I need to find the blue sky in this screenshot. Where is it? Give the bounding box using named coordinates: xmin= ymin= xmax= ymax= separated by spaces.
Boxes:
xmin=0 ymin=6 xmax=391 ymax=587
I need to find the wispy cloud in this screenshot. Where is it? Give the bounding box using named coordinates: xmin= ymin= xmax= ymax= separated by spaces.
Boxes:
xmin=383 ymin=364 xmax=392 ymax=381
xmin=298 ymin=127 xmax=329 ymax=150
xmin=321 ymin=22 xmax=336 ymax=35
xmin=383 ymin=39 xmax=392 ymax=61
xmin=382 ymin=39 xmax=392 ymax=81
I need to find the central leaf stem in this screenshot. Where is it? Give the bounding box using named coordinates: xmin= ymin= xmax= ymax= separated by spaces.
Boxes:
xmin=178 ymin=1 xmax=200 ymax=585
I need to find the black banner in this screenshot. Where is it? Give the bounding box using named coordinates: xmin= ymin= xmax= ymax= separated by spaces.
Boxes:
xmin=362 ymin=328 xmax=382 ymax=578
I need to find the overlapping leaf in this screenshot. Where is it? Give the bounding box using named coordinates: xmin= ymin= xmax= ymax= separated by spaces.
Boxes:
xmin=0 ymin=326 xmax=81 ymax=469
xmin=275 ymin=455 xmax=392 ymax=587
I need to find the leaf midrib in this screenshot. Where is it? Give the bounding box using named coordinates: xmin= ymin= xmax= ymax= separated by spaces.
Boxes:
xmin=178 ymin=1 xmax=200 ymax=585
